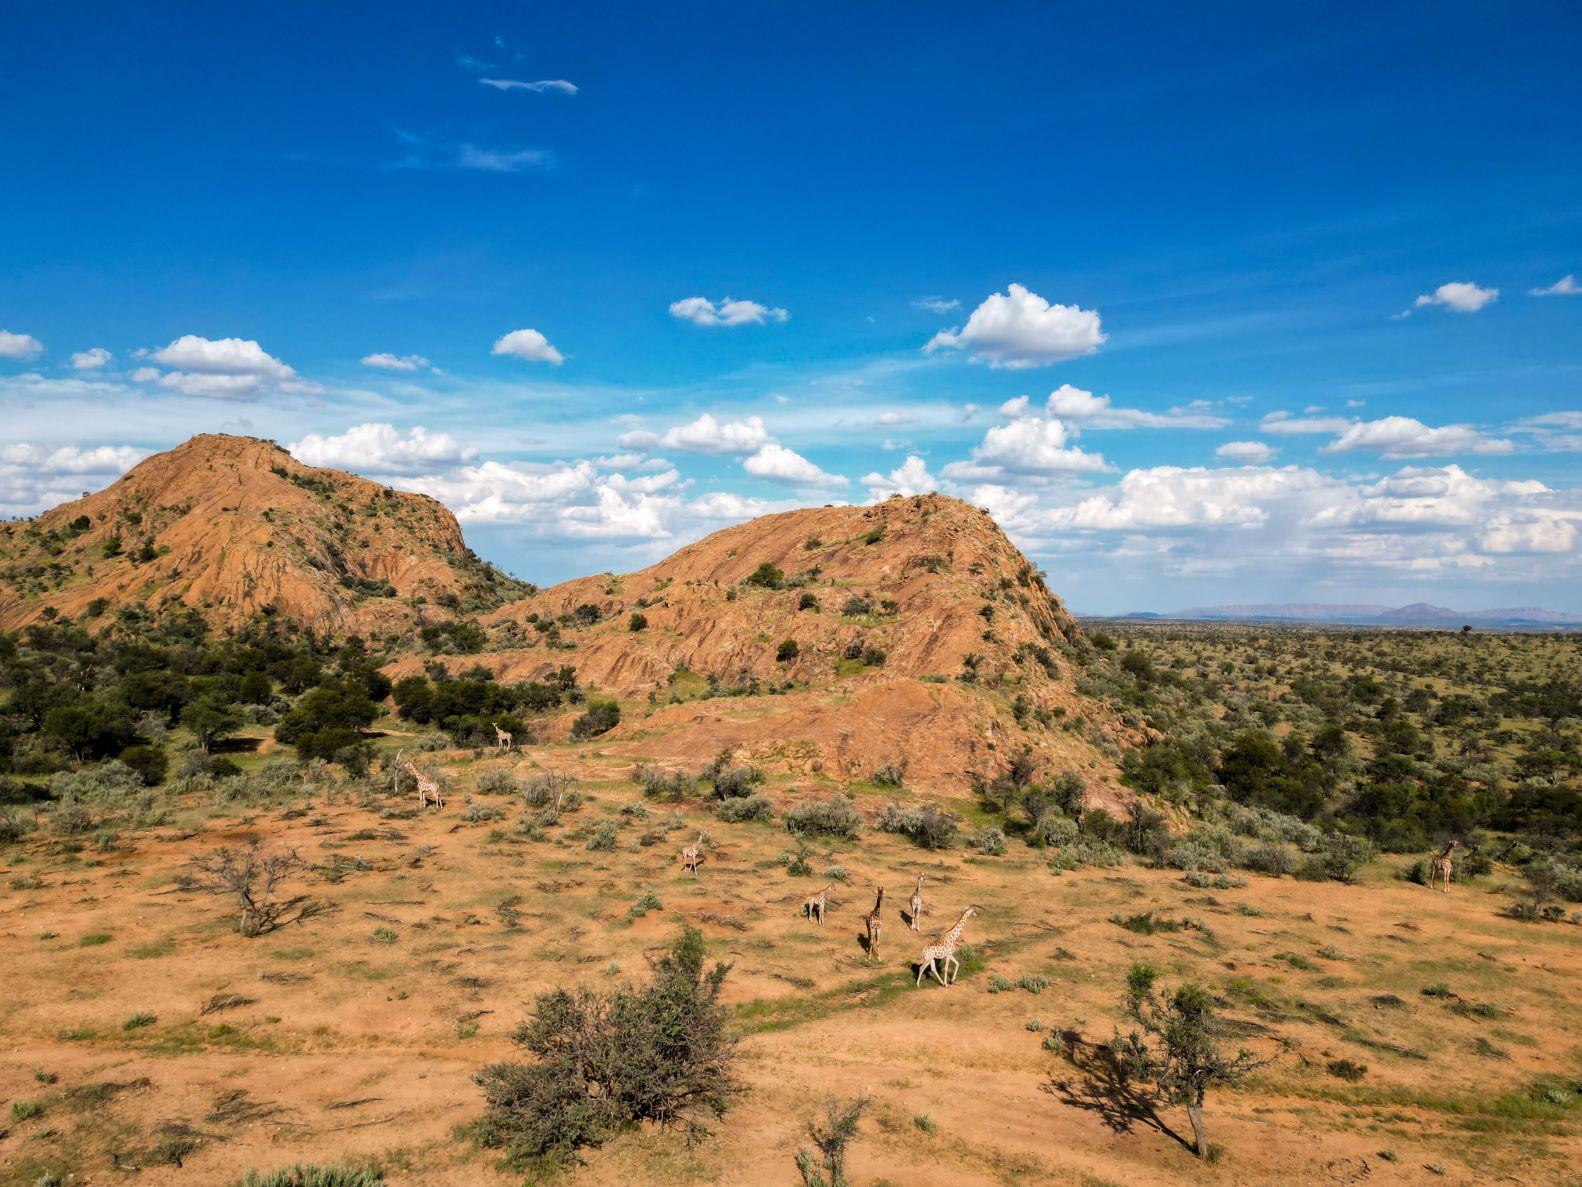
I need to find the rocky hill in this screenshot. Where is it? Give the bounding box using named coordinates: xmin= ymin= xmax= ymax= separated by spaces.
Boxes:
xmin=0 ymin=434 xmax=527 ymax=634
xmin=420 ymin=493 xmax=1135 ymax=798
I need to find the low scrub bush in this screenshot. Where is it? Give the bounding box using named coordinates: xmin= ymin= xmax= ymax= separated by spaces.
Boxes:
xmin=876 ymin=803 xmax=958 ymax=849
xmin=785 ymin=795 xmax=861 ymax=840
xmin=474 ymin=926 xmax=733 ymax=1167
xmin=716 ymin=794 xmax=773 ymax=823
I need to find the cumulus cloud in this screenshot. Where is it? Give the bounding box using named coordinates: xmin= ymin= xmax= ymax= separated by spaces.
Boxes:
xmin=479 ymin=78 xmax=578 ymax=94
xmin=742 ymin=443 xmax=847 ymax=489
xmin=1216 ymin=440 xmax=1278 ymax=464
xmin=1044 ymin=384 xmax=1230 ymax=429
xmin=1530 ymin=274 xmax=1579 ymax=297
xmin=1260 ymin=412 xmax=1356 ymax=436
xmin=399 ymin=459 xmax=686 ymax=539
xmin=1409 ymin=281 xmax=1499 ymax=314
xmin=287 ymin=423 xmax=478 ymax=474
xmin=0 ymin=442 xmax=147 ymax=516
xmin=911 ymin=296 xmax=960 ymax=314
xmin=70 ymin=347 xmax=111 ymax=370
xmin=492 ymin=328 xmax=564 ymax=365
xmin=361 ymin=352 xmax=431 ymax=372
xmin=668 ymin=296 xmax=789 ymax=327
xmin=942 ymin=416 xmax=1109 ymax=481
xmin=621 ymin=413 xmax=771 ymax=457
xmin=1320 ymin=416 xmax=1512 ymax=459
xmin=862 ymin=455 xmax=936 ymax=499
xmin=924 ymin=283 xmax=1105 ymax=368
xmin=131 ymin=335 xmax=306 ymax=400
xmin=0 ymin=331 xmax=45 ymax=361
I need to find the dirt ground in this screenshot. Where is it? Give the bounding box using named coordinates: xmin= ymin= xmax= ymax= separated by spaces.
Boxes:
xmin=3 ymin=743 xmax=1581 ymax=1186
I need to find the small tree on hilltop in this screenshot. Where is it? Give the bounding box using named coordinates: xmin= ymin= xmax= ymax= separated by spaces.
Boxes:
xmin=745 ymin=562 xmax=785 ymax=590
xmin=1111 ymin=963 xmax=1269 ymax=1158
xmin=189 ymin=841 xmax=303 ymax=937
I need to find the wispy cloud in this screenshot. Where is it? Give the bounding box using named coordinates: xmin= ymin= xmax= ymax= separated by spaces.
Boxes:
xmin=911 ymin=296 xmax=960 ymax=314
xmin=390 ymin=128 xmax=552 ymax=173
xmin=480 ymin=78 xmax=578 ymax=95
xmin=1530 ymin=274 xmax=1579 ymax=297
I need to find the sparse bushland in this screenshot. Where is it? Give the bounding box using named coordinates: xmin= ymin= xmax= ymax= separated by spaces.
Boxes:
xmin=794 ymin=1095 xmax=870 ymax=1187
xmin=474 ymin=925 xmax=733 ymax=1168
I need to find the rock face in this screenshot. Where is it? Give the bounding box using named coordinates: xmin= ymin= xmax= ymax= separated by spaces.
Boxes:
xmin=444 ymin=493 xmax=1134 ymax=796
xmin=0 ymin=434 xmax=526 ymax=634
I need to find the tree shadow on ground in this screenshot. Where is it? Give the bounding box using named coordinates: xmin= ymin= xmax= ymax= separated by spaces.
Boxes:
xmin=1042 ymin=1030 xmax=1192 ymax=1154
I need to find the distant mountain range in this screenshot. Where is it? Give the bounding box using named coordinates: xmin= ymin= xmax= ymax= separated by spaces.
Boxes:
xmin=1108 ymin=602 xmax=1582 ymax=628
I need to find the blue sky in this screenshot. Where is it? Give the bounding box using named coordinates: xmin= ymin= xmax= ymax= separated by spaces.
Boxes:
xmin=3 ymin=1 xmax=1580 ymax=611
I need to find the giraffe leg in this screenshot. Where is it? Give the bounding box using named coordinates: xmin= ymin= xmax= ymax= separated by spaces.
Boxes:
xmin=945 ymin=954 xmax=959 ymax=984
xmin=928 ymin=959 xmax=948 ymax=986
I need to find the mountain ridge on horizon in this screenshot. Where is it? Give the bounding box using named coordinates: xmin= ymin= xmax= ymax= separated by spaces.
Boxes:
xmin=1098 ymin=601 xmax=1582 ymax=627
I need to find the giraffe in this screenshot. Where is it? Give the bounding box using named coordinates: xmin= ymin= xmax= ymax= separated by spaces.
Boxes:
xmin=802 ymin=883 xmax=833 ymax=926
xmin=863 ymin=886 xmax=885 ymax=962
xmin=908 ymin=873 xmax=925 ymax=932
xmin=915 ymin=905 xmax=978 ymax=987
xmin=492 ymin=722 xmax=514 ymax=753
xmin=681 ymin=833 xmax=706 ymax=876
xmin=1428 ymin=838 xmax=1458 ymax=892
xmin=396 ymin=750 xmax=443 ymax=811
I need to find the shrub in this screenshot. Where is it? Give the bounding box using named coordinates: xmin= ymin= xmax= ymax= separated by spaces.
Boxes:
xmin=120 ymin=744 xmax=169 ymax=787
xmin=1327 ymin=1059 xmax=1368 ymax=1082
xmin=637 ymin=765 xmax=693 ymax=800
xmin=785 ymin=795 xmax=861 ymax=840
xmin=871 ymin=762 xmax=906 ymax=787
xmin=570 ymin=700 xmax=621 ymax=740
xmin=794 ymin=1095 xmax=870 ymax=1187
xmin=1030 ymin=814 xmax=1080 ymax=849
xmin=188 ymin=841 xmax=303 ymax=937
xmin=628 ymin=613 xmax=648 ymax=632
xmin=711 ymin=763 xmax=763 ymax=799
xmin=1300 ymin=834 xmax=1376 ymax=884
xmin=0 ymin=807 xmax=36 ymax=847
xmin=123 ymin=1011 xmax=157 ymax=1030
xmin=232 ymin=1166 xmax=385 ymax=1187
xmin=745 ymin=563 xmax=785 ymax=590
xmin=1242 ymin=843 xmax=1297 ymax=877
xmin=475 ymin=768 xmax=518 ymax=796
xmin=877 ymin=803 xmax=958 ymax=850
xmin=716 ymin=795 xmax=773 ymax=823
xmin=798 ymin=593 xmax=820 ymax=611
xmin=776 ymin=639 xmax=801 ymax=662
xmin=474 ymin=926 xmax=733 ymax=1166
xmin=586 ymin=822 xmax=618 ymax=851
xmin=841 ymin=595 xmax=872 ymax=617
xmin=968 ymin=828 xmax=1008 ymax=856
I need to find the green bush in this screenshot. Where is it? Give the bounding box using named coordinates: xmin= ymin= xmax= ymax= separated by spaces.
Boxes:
xmin=570 ymin=700 xmax=621 ymax=740
xmin=877 ymin=803 xmax=959 ymax=849
xmin=785 ymin=795 xmax=861 ymax=840
xmin=474 ymin=926 xmax=733 ymax=1166
xmin=716 ymin=794 xmax=773 ymax=823
xmin=232 ymin=1165 xmax=384 ymax=1187
xmin=119 ymin=744 xmax=169 ymax=787
xmin=744 ymin=563 xmax=785 ymax=589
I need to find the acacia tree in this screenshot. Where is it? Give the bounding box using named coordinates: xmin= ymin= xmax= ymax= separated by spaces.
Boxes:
xmin=1111 ymin=963 xmax=1269 ymax=1158
xmin=189 ymin=841 xmax=302 ymax=937
xmin=795 ymin=1095 xmax=870 ymax=1187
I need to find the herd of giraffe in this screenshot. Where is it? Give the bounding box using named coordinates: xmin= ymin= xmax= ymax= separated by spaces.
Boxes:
xmin=396 ymin=736 xmax=1460 ymax=984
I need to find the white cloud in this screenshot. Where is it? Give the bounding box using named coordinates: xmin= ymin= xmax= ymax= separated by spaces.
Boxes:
xmin=911 ymin=296 xmax=960 ymax=314
xmin=1511 ymin=410 xmax=1582 ymax=452
xmin=942 ymin=416 xmax=1109 ymax=480
xmin=1260 ymin=412 xmax=1355 ymax=435
xmin=862 ymin=455 xmax=936 ymax=499
xmin=456 ymin=144 xmax=551 ymax=172
xmin=1216 ymin=440 xmax=1278 ymax=464
xmin=623 ymin=413 xmax=771 ymax=457
xmin=0 ymin=331 xmax=45 ymax=361
xmin=668 ymin=296 xmax=789 ymax=327
xmin=361 ymin=352 xmax=431 ymax=372
xmin=0 ymin=442 xmax=147 ymax=516
xmin=998 ymin=396 xmax=1030 ymax=418
xmin=1410 ymin=281 xmax=1499 ymax=314
xmin=743 ymin=443 xmax=847 ymax=489
xmin=1529 ymin=274 xmax=1579 ymax=297
xmin=1044 ymin=383 xmax=1230 ymax=429
xmin=479 ymin=78 xmax=578 ymax=94
xmin=147 ymin=335 xmax=297 ymax=379
xmin=130 ymin=335 xmax=313 ymax=401
xmin=1320 ymin=416 xmax=1512 ymax=459
xmin=401 ymin=459 xmax=685 ymax=539
xmin=924 ymin=283 xmax=1105 ymax=368
xmin=287 ymin=423 xmax=478 ymax=474
xmin=492 ymin=328 xmax=564 ymax=365
xmin=70 ymin=347 xmax=111 ymax=370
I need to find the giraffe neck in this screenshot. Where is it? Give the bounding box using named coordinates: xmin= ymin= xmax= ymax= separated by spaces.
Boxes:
xmin=872 ymin=888 xmax=884 ymax=911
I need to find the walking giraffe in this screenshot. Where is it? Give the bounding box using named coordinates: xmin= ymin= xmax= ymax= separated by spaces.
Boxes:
xmin=863 ymin=886 xmax=885 ymax=961
xmin=680 ymin=833 xmax=706 ymax=876
xmin=802 ymin=883 xmax=833 ymax=926
xmin=908 ymin=873 xmax=925 ymax=932
xmin=492 ymin=721 xmax=514 ymax=753
xmin=396 ymin=750 xmax=443 ymax=811
xmin=1428 ymin=838 xmax=1458 ymax=892
xmin=915 ymin=906 xmax=978 ymax=987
